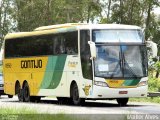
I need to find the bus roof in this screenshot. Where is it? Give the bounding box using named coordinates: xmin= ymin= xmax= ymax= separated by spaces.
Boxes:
xmin=4 ymin=23 xmax=141 ymax=40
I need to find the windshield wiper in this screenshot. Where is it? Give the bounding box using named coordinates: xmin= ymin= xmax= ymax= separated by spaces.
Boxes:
xmin=109 ymin=52 xmax=123 ymax=79
xmin=122 ymin=53 xmax=139 ymax=78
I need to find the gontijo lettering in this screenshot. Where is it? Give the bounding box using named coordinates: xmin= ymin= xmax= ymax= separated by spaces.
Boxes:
xmin=21 ymin=59 xmax=42 ymax=68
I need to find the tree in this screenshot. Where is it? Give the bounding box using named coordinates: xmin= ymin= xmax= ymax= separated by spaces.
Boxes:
xmin=144 ymin=0 xmax=159 ymax=40
xmin=110 ymin=0 xmax=145 ymax=25
xmin=0 ymin=0 xmax=15 ymax=47
xmin=12 ymin=0 xmax=102 ymax=32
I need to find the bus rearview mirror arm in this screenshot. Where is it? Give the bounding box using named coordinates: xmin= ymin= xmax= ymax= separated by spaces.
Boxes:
xmin=88 ymin=41 xmax=96 ymax=59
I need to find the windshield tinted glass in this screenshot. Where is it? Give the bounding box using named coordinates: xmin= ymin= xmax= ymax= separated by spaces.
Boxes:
xmin=94 ymin=45 xmax=147 ymax=79
xmin=93 ymin=29 xmax=143 ymax=43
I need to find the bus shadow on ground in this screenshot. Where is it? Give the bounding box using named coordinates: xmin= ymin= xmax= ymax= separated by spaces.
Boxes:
xmin=0 ymin=96 xmax=143 ymax=108
xmin=40 ymin=100 xmax=143 ymax=108
xmin=1 ymin=99 xmax=143 ymax=108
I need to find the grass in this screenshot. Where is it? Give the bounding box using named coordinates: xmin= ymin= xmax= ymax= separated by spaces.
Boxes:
xmin=0 ymin=107 xmax=86 ymax=120
xmin=130 ymin=97 xmax=160 ymax=104
xmin=0 ymin=107 xmax=37 ymax=114
xmin=0 ymin=107 xmax=129 ymax=120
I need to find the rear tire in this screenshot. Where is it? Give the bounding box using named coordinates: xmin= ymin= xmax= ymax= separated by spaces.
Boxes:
xmin=116 ymin=98 xmax=129 ymax=106
xmin=71 ymin=83 xmax=85 ymax=105
xmin=23 ymin=82 xmax=30 ymax=102
xmin=8 ymin=95 xmax=13 ymax=98
xmin=15 ymin=82 xmax=21 ymax=101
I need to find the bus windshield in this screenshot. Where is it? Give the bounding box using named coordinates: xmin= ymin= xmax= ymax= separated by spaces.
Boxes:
xmin=93 ymin=29 xmax=144 ymax=43
xmin=94 ymin=45 xmax=147 ymax=79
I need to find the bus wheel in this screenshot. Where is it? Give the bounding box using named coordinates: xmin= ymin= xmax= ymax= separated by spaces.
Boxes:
xmin=116 ymin=98 xmax=129 ymax=106
xmin=8 ymin=95 xmax=13 ymax=98
xmin=15 ymin=82 xmax=21 ymax=101
xmin=23 ymin=82 xmax=30 ymax=102
xmin=71 ymin=83 xmax=85 ymax=105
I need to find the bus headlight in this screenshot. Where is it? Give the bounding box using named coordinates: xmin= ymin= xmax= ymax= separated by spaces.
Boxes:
xmin=94 ymin=81 xmax=108 ymax=87
xmin=138 ymin=81 xmax=147 ymax=87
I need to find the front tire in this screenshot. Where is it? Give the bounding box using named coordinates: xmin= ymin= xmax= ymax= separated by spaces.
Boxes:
xmin=116 ymin=98 xmax=129 ymax=106
xmin=71 ymin=83 xmax=85 ymax=105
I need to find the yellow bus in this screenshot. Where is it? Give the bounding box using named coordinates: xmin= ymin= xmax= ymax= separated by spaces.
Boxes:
xmin=3 ymin=23 xmax=157 ymax=105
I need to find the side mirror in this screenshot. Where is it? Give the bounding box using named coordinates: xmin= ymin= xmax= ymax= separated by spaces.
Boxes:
xmin=146 ymin=41 xmax=157 ymax=58
xmin=88 ymin=41 xmax=96 ymax=59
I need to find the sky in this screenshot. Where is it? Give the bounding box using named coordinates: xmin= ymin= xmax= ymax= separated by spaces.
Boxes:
xmin=154 ymin=7 xmax=160 ymax=15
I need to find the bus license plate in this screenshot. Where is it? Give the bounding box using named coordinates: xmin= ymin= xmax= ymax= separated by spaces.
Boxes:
xmin=119 ymin=91 xmax=128 ymax=94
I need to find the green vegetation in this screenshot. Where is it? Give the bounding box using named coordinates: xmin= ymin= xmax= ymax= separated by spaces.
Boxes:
xmin=0 ymin=107 xmax=81 ymax=120
xmin=148 ymin=77 xmax=160 ymax=92
xmin=0 ymin=107 xmax=37 ymax=114
xmin=1 ymin=114 xmax=79 ymax=120
xmin=130 ymin=97 xmax=160 ymax=103
xmin=130 ymin=75 xmax=160 ymax=103
xmin=131 ymin=60 xmax=160 ymax=104
xmin=148 ymin=59 xmax=160 ymax=92
xmin=0 ymin=66 xmax=2 ymax=73
xmin=0 ymin=107 xmax=128 ymax=120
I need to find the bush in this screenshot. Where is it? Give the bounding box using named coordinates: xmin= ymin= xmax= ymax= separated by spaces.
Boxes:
xmin=148 ymin=77 xmax=160 ymax=92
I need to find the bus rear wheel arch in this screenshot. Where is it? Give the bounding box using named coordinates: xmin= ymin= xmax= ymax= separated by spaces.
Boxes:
xmin=70 ymin=81 xmax=85 ymax=105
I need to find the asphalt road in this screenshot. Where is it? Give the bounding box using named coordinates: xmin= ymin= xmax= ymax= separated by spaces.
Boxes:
xmin=0 ymin=95 xmax=160 ymax=115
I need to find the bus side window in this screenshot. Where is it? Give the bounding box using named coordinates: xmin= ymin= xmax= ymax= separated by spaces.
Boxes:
xmin=64 ymin=31 xmax=78 ymax=55
xmin=55 ymin=36 xmax=62 ymax=54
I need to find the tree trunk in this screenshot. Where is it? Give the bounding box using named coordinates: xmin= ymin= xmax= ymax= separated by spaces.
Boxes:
xmin=107 ymin=0 xmax=111 ymax=21
xmin=47 ymin=0 xmax=51 ymax=24
xmin=87 ymin=4 xmax=91 ymax=23
xmin=145 ymin=1 xmax=152 ymax=40
xmin=129 ymin=0 xmax=134 ymax=24
xmin=156 ymin=72 xmax=159 ymax=78
xmin=119 ymin=0 xmax=123 ymax=23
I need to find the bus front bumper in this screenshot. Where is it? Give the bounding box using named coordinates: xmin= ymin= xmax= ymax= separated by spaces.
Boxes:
xmin=87 ymin=85 xmax=148 ymax=99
